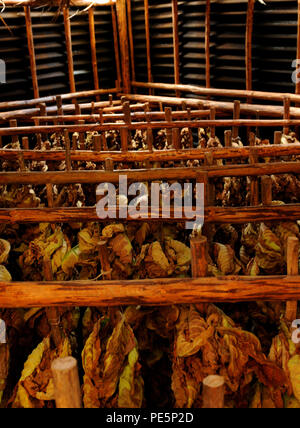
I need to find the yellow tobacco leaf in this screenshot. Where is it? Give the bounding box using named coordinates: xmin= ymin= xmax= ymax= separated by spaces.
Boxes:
xmin=0 ymin=265 xmax=11 ymax=281
xmin=78 ymin=227 xmax=100 ymax=253
xmin=0 ymin=239 xmax=10 ymax=264
xmin=100 ymin=318 xmax=136 ymax=401
xmin=102 ymin=224 xmax=125 ymax=238
xmin=214 ymin=243 xmax=235 ymax=275
xmin=288 ymin=355 xmax=300 ymax=402
xmin=62 ymin=245 xmax=81 ymax=275
xmin=165 ymin=239 xmax=191 ymax=267
xmin=82 ymin=319 xmax=102 ymax=408
xmin=12 ymin=338 xmax=48 ymax=408
xmin=82 ymin=319 xmax=101 ymax=377
xmin=44 ymin=229 xmax=64 ymax=260
xmin=144 ymin=241 xmax=173 ymax=278
xmin=52 ymin=236 xmax=70 ymax=274
xmin=118 ymin=345 xmax=144 ymax=408
xmin=176 ymin=306 xmax=214 ymax=357
xmin=246 ymin=258 xmax=260 ymax=276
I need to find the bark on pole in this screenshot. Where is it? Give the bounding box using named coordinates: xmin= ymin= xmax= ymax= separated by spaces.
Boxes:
xmin=51 ymin=357 xmax=82 ymax=408
xmin=116 ymin=0 xmax=131 ymax=93
xmin=285 ymin=236 xmax=299 ymax=322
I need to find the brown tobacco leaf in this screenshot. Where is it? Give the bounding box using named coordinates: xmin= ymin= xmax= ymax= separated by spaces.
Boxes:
xmin=82 ymin=314 xmax=140 ymax=408
xmin=100 ymin=316 xmax=136 ymax=401
xmin=12 ymin=336 xmax=71 ymax=408
xmin=176 ymin=305 xmax=214 ymax=358
xmin=172 ymin=356 xmax=202 ymax=408
xmin=0 ymin=344 xmax=9 ymax=405
xmin=146 ymin=306 xmax=180 ymax=338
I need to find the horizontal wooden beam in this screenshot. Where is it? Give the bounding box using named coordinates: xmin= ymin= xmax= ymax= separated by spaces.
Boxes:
xmin=0 ymin=276 xmax=300 ymax=307
xmin=0 ymin=161 xmax=300 ymax=185
xmin=0 ymin=88 xmax=118 ymax=111
xmin=125 ymin=93 xmax=300 ymax=119
xmin=3 ymin=120 xmax=300 ymax=136
xmin=0 ymin=204 xmax=300 ymax=224
xmin=0 ymin=98 xmax=120 ymax=122
xmin=0 ymin=144 xmax=300 ymax=163
xmin=132 ymin=80 xmax=300 ymax=104
xmin=2 ymin=0 xmax=115 ymax=6
xmin=30 ymin=109 xmax=211 ymax=123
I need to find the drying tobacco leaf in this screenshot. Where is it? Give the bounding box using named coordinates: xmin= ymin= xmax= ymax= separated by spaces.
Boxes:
xmin=165 ymin=239 xmax=191 ymax=275
xmin=0 ymin=344 xmax=9 ymax=405
xmin=142 ymin=241 xmax=173 ymax=278
xmin=255 ymin=223 xmax=284 ymax=274
xmin=82 ymin=313 xmax=142 ymax=408
xmin=118 ymin=345 xmax=144 ymax=408
xmin=176 ymin=305 xmax=214 ymax=358
xmin=213 ymin=243 xmax=241 ymax=275
xmin=11 ymin=336 xmax=71 ymax=408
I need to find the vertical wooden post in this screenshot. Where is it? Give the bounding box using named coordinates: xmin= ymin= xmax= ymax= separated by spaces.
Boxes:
xmin=51 ymin=357 xmax=82 ymax=408
xmin=246 ymin=0 xmax=255 ymax=93
xmin=283 ymin=97 xmax=291 ymax=136
xmin=205 ymin=0 xmax=211 ymax=89
xmin=210 ymin=107 xmax=216 ymax=139
xmin=274 ymin=130 xmax=282 ymax=145
xmin=285 ymin=237 xmax=299 ymax=322
xmin=63 ymin=7 xmax=76 ymax=93
xmin=261 ymin=175 xmax=272 ymax=206
xmin=88 ymin=7 xmax=100 ymax=100
xmin=190 ymin=236 xmax=208 ymax=279
xmin=111 ymin=3 xmax=122 ymax=90
xmin=202 ymin=375 xmax=225 ymax=408
xmin=126 ymin=0 xmax=136 ymax=85
xmin=64 ymin=130 xmax=72 ymax=172
xmin=24 ymin=6 xmax=39 ymax=99
xmin=116 ymin=0 xmax=131 ymax=93
xmin=232 ymin=100 xmax=240 ymax=139
xmin=144 ymin=0 xmax=152 ymax=93
xmin=172 ymin=0 xmax=180 ymax=97
xmin=249 ymin=132 xmax=259 ymax=206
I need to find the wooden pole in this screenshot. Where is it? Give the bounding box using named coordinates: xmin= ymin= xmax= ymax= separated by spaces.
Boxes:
xmin=115 ymin=0 xmax=131 ymax=93
xmin=111 ymin=3 xmax=122 ymax=90
xmin=284 ymin=97 xmax=291 ymax=135
xmin=261 ymin=175 xmax=272 ymax=206
xmin=131 ymin=80 xmax=300 ymax=104
xmin=63 ymin=7 xmax=76 ymax=93
xmin=51 ymin=357 xmax=82 ymax=408
xmin=144 ymin=0 xmax=152 ymax=93
xmin=88 ymin=7 xmax=100 ymax=99
xmin=202 ymin=375 xmax=225 ymax=408
xmin=246 ymin=0 xmax=255 ymax=92
xmin=1 ymin=204 xmax=300 ymax=225
xmin=3 ymin=276 xmax=300 ymax=307
xmin=249 ymin=132 xmax=259 ymax=206
xmin=126 ymin=0 xmax=136 ymax=84
xmin=172 ymin=0 xmax=180 ymax=97
xmin=24 ymin=6 xmax=39 ymax=99
xmin=190 ymin=236 xmax=208 ymax=278
xmin=285 ymin=236 xmax=299 ymax=322
xmin=205 ymin=0 xmax=211 ymax=89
